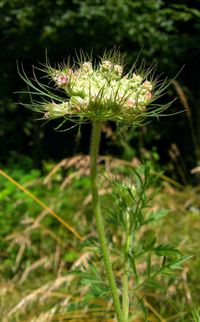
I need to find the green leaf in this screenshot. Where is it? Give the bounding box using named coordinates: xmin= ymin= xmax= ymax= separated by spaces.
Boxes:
xmin=83 ymin=284 xmax=110 ymax=303
xmin=145 ymin=209 xmax=169 ymax=223
xmin=168 ymin=255 xmax=193 ymax=270
xmin=159 ymin=267 xmax=176 ymax=276
xmin=154 ymin=244 xmax=179 ymax=257
xmin=145 ymin=277 xmax=164 ymax=289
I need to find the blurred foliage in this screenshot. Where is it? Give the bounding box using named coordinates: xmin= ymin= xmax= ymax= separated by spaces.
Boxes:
xmin=0 ymin=0 xmax=200 ymax=179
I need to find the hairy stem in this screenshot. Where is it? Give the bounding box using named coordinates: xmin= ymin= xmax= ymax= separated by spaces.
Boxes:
xmin=90 ymin=120 xmax=123 ymax=322
xmin=122 ymin=211 xmax=131 ymax=321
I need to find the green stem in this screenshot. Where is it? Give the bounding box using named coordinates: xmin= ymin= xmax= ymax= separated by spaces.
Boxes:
xmin=90 ymin=120 xmax=123 ymax=322
xmin=122 ymin=212 xmax=131 ymax=321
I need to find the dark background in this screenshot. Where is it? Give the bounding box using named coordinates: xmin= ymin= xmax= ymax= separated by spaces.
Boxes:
xmin=1 ymin=0 xmax=200 ymax=184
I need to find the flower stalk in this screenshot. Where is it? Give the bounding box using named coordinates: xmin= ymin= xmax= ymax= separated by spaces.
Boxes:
xmin=122 ymin=211 xmax=132 ymax=321
xmin=90 ymin=120 xmax=123 ymax=322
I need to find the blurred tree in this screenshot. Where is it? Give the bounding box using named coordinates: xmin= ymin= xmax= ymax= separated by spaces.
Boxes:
xmin=0 ymin=0 xmax=200 ymax=179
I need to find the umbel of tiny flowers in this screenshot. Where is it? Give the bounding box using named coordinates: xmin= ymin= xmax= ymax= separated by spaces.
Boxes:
xmin=18 ymin=51 xmax=173 ymax=322
xmin=18 ymin=51 xmax=172 ymax=126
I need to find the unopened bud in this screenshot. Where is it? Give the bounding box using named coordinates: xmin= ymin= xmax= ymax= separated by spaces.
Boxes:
xmin=114 ymin=64 xmax=123 ymax=76
xmin=142 ymin=80 xmax=153 ymax=91
xmin=132 ymin=73 xmax=142 ymax=83
xmin=101 ymin=60 xmax=112 ymax=71
xmin=54 ymin=74 xmax=69 ymax=86
xmin=145 ymin=91 xmax=152 ymax=101
xmin=126 ymin=97 xmax=136 ymax=107
xmin=81 ymin=62 xmax=93 ymax=72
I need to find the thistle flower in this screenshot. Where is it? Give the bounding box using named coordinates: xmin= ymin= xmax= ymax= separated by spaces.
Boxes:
xmin=18 ymin=51 xmax=172 ymax=126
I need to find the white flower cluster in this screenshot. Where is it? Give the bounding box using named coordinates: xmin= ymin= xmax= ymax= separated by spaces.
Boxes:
xmin=46 ymin=59 xmax=153 ymax=123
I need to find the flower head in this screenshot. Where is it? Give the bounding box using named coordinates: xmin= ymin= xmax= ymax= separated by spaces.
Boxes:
xmin=18 ymin=51 xmax=172 ymax=126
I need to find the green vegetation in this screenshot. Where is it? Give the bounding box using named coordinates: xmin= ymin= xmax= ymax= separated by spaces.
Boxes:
xmin=0 ymin=0 xmax=200 ymax=321
xmin=0 ymin=161 xmax=200 ymax=321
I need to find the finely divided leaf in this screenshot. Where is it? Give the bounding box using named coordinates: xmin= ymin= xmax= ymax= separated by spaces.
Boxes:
xmin=145 ymin=209 xmax=169 ymax=224
xmin=154 ymin=244 xmax=179 ymax=256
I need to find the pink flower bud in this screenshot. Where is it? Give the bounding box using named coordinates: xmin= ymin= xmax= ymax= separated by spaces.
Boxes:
xmin=56 ymin=75 xmax=69 ymax=86
xmin=145 ymin=91 xmax=152 ymax=100
xmin=126 ymin=97 xmax=136 ymax=107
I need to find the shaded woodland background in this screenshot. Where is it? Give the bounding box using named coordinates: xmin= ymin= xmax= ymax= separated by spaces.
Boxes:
xmin=0 ymin=0 xmax=200 ymax=183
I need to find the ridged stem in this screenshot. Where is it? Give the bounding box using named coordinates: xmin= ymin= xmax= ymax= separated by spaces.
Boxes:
xmin=90 ymin=120 xmax=123 ymax=322
xmin=122 ymin=212 xmax=131 ymax=321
